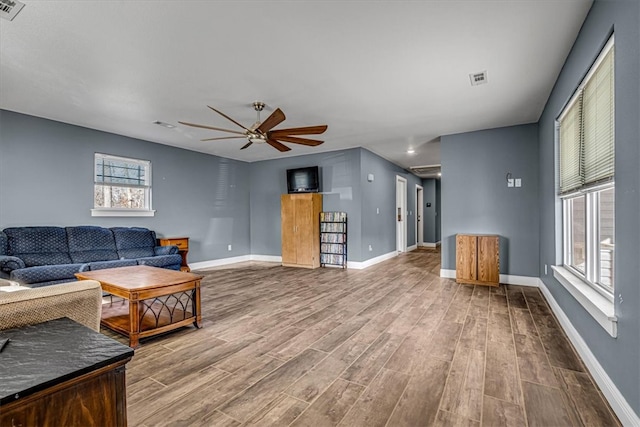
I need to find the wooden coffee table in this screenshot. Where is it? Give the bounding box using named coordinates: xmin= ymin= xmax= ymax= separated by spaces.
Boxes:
xmin=75 ymin=265 xmax=204 ymax=348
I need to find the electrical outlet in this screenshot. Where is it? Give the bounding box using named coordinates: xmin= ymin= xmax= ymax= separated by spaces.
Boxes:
xmin=544 ymin=264 xmax=548 ymax=275
xmin=515 ymin=178 xmax=522 ymax=187
xmin=368 ymin=245 xmax=373 ymax=251
xmin=376 ymin=208 xmax=379 ymax=214
xmin=227 ymin=244 xmax=232 ymax=251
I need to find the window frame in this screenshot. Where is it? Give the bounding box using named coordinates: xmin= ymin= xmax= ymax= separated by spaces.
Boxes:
xmin=561 ymin=184 xmax=614 ymax=301
xmin=91 ymin=153 xmax=155 ymax=217
xmin=553 ymin=35 xmax=616 ymax=337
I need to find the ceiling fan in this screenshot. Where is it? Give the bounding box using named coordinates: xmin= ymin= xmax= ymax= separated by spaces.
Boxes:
xmin=179 ymin=102 xmax=328 ymax=152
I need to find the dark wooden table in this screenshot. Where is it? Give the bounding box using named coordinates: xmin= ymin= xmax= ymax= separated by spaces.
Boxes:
xmin=76 ymin=265 xmax=204 ymax=347
xmin=0 ymin=318 xmax=134 ymax=427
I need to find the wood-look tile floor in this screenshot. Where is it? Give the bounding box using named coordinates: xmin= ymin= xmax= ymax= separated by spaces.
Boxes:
xmin=106 ymin=249 xmax=621 ymax=426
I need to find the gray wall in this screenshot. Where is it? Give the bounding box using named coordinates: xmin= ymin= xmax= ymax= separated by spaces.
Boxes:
xmin=0 ymin=110 xmax=251 ymax=263
xmin=249 ymin=148 xmax=362 ymax=259
xmin=538 ymin=0 xmax=640 ymax=414
xmin=441 ymin=123 xmax=540 ymax=277
xmin=360 ymin=149 xmax=421 ymax=258
xmin=0 ymin=112 xmax=423 ymax=266
xmin=250 ymin=147 xmax=421 ymax=262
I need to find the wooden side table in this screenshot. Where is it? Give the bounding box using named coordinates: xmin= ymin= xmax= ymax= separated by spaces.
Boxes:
xmin=159 ymin=237 xmax=190 ymax=272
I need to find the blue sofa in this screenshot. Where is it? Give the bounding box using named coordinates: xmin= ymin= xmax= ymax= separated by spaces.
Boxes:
xmin=0 ymin=226 xmax=183 ymax=288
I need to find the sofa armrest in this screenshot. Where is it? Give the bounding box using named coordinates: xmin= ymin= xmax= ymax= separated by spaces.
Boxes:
xmin=154 ymin=245 xmax=179 ymax=256
xmin=0 ymin=280 xmax=103 ymax=332
xmin=0 ymin=255 xmax=25 ymax=274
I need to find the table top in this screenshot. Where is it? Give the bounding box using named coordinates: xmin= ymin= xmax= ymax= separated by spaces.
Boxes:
xmin=75 ymin=265 xmax=203 ymax=291
xmin=0 ymin=318 xmax=134 ymax=405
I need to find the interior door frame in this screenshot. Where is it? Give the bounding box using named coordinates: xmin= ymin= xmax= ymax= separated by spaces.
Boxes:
xmin=396 ymin=175 xmax=407 ymax=253
xmin=416 ymin=184 xmax=424 ymax=247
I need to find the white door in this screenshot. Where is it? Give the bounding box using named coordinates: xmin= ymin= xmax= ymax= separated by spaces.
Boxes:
xmin=416 ymin=185 xmax=424 ymax=247
xmin=396 ymin=176 xmax=407 ymax=253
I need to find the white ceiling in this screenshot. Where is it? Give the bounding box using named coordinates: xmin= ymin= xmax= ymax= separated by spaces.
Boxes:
xmin=0 ymin=1 xmax=592 ymax=177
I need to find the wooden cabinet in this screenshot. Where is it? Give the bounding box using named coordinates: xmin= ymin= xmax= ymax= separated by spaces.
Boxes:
xmin=0 ymin=318 xmax=133 ymax=427
xmin=159 ymin=237 xmax=190 ymax=271
xmin=456 ymin=234 xmax=500 ymax=287
xmin=281 ymin=193 xmax=322 ymax=269
xmin=1 ymin=363 xmax=129 ymax=427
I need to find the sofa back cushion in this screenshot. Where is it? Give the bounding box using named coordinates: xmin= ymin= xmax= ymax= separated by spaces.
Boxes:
xmin=4 ymin=227 xmax=72 ymax=267
xmin=66 ymin=226 xmax=119 ymax=263
xmin=111 ymin=227 xmax=156 ymax=259
xmin=0 ymin=232 xmax=7 ymax=256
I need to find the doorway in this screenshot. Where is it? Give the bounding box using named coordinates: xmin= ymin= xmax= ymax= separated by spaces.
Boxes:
xmin=396 ymin=176 xmax=407 ymax=253
xmin=416 ymin=185 xmax=424 ymax=247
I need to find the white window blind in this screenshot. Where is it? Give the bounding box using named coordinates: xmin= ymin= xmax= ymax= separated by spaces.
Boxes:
xmin=559 ymin=94 xmax=583 ymax=193
xmin=95 ymin=154 xmax=150 ymax=188
xmin=559 ymin=37 xmax=614 ymax=194
xmin=583 ymin=48 xmax=615 ymax=186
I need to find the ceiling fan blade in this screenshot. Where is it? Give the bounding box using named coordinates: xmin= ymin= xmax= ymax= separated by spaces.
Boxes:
xmin=266 ymin=138 xmax=291 ymax=152
xmin=271 ymin=135 xmax=324 ymax=146
xmin=207 ymin=105 xmax=251 ymax=131
xmin=240 ymin=141 xmax=253 ymax=150
xmin=201 ymin=136 xmax=247 ymax=142
xmin=269 ymin=125 xmax=328 ymax=136
xmin=178 ymin=121 xmax=246 ymax=135
xmin=257 ymin=108 xmax=286 ymax=133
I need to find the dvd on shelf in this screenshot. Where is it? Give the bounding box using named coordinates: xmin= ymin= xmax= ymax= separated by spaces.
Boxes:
xmin=319 ymin=211 xmax=347 ymax=268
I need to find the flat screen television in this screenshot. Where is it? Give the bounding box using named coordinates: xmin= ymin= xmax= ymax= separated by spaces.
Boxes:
xmin=286 ymin=166 xmax=320 ymax=193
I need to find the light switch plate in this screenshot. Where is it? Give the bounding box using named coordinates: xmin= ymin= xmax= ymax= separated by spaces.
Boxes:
xmin=515 ymin=178 xmax=522 ymax=187
xmin=507 ymin=179 xmax=514 ymax=187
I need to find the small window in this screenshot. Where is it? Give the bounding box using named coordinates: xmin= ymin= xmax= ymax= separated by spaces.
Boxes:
xmin=92 ymin=153 xmax=155 ymax=217
xmin=558 ymin=35 xmax=614 ymax=296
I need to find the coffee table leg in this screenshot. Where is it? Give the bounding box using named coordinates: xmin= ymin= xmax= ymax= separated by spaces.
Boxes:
xmin=129 ymin=296 xmax=141 ymax=348
xmin=193 ymin=282 xmax=202 ymax=329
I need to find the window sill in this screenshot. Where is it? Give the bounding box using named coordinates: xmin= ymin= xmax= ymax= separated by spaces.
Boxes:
xmin=551 ymin=265 xmax=617 ymax=337
xmin=91 ymin=209 xmax=156 ymax=217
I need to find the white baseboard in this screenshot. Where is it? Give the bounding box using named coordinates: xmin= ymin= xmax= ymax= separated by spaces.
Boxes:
xmin=439 ymin=269 xmax=539 ymax=287
xmin=191 ymin=254 xmax=282 ymax=270
xmin=249 ymin=254 xmax=282 ymax=263
xmin=407 ymin=244 xmax=418 ymax=251
xmin=537 ymin=279 xmax=639 ymax=427
xmin=189 ymin=255 xmax=252 ymax=270
xmin=347 ymin=251 xmax=398 ymax=270
xmin=440 ymin=269 xmax=456 ymax=279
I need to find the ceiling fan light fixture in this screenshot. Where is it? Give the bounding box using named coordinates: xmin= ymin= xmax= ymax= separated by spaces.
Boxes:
xmin=248 ymin=133 xmax=265 ymax=143
xmin=407 ymin=148 xmax=415 ymax=154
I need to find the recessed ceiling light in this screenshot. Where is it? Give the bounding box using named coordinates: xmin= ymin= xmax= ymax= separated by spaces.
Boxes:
xmin=153 ymin=120 xmax=175 ymax=129
xmin=407 ymin=149 xmax=415 ymax=154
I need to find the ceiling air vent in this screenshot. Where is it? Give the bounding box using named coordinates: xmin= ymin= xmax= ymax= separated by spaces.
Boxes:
xmin=469 ymin=71 xmax=488 ymax=86
xmin=0 ymin=0 xmax=25 ymax=21
xmin=409 ymin=164 xmax=441 ymax=178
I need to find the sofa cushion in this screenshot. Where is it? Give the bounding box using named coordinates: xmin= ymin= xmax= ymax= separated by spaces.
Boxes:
xmin=85 ymin=259 xmax=138 ymax=271
xmin=111 ymin=227 xmax=156 ymax=259
xmin=10 ymin=263 xmax=84 ymax=285
xmin=0 ymin=231 xmax=7 ymax=256
xmin=137 ymin=254 xmax=183 ymax=269
xmin=4 ymin=227 xmax=72 ymax=267
xmin=67 ymin=226 xmax=119 ymax=263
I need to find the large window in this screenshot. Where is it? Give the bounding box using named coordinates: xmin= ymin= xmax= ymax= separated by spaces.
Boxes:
xmin=92 ymin=153 xmax=154 ymax=217
xmin=558 ymin=36 xmax=615 ymax=296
